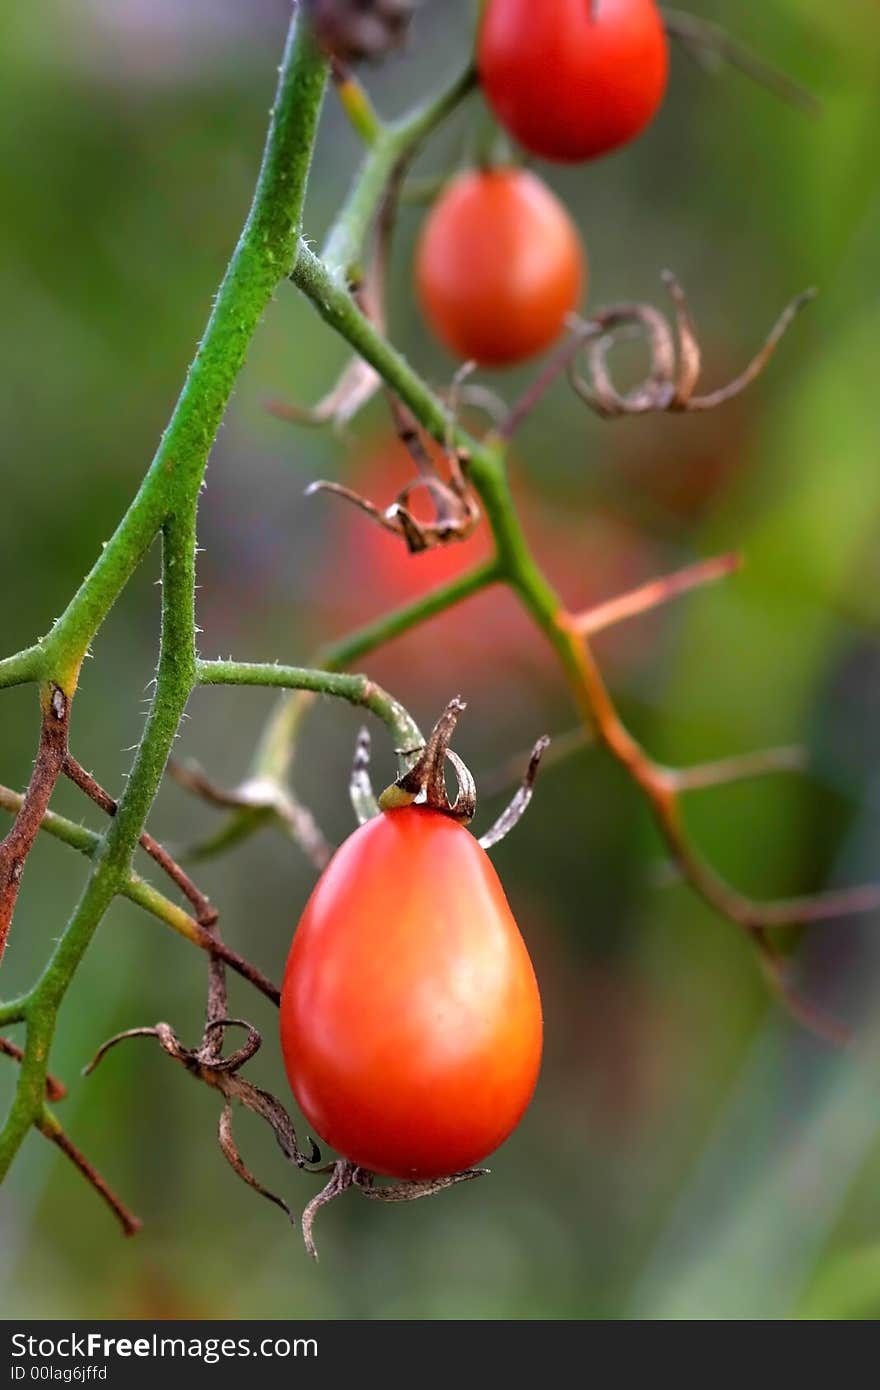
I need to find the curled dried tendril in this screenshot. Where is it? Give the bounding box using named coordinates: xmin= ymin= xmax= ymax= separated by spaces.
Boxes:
xmin=84 ymin=1018 xmax=321 ymax=1231
xmin=307 ymin=366 xmax=482 ymax=555
xmin=86 ymin=1013 xmax=488 ymax=1259
xmin=305 ymin=446 xmax=479 ymax=554
xmin=567 ymin=273 xmax=815 ymax=420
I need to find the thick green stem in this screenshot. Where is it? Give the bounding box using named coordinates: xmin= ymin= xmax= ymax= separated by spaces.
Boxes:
xmin=40 ymin=16 xmax=328 ymax=692
xmin=294 ymin=242 xmax=458 ymax=443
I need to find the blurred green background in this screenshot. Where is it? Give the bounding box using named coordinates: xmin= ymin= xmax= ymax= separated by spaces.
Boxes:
xmin=2 ymin=0 xmax=880 ymax=1321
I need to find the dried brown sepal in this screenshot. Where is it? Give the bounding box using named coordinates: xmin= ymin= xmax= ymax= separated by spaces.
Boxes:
xmin=567 ymin=276 xmax=815 ymax=419
xmin=355 ymin=1166 xmax=488 ymax=1203
xmin=265 ymin=354 xmax=380 ymax=432
xmin=305 ymin=0 xmax=416 ymax=66
xmin=479 ymin=736 xmax=550 ymax=851
xmin=308 ymin=358 xmax=480 ymax=556
xmin=302 ymin=1159 xmax=357 ymax=1260
xmin=301 ymin=1159 xmax=489 ymax=1260
xmin=306 ymin=459 xmax=480 ymax=556
xmin=218 ymin=1103 xmax=295 ymax=1226
xmin=350 ymin=727 xmax=379 ymax=825
xmin=379 ymin=697 xmax=476 ymax=822
xmin=169 ymin=758 xmax=332 ymax=872
xmin=200 ymin=1018 xmax=262 ymax=1074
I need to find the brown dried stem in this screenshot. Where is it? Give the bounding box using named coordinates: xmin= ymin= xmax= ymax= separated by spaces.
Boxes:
xmin=63 ymin=753 xmax=218 ymax=928
xmin=565 ymin=277 xmax=815 ymax=420
xmin=1 ymin=1037 xmax=67 ymax=1101
xmin=572 ymin=553 xmax=742 ymax=637
xmin=37 ymin=1108 xmax=141 ymax=1237
xmin=0 ymin=685 xmax=70 ymax=964
xmin=556 ymin=613 xmax=880 ymax=1037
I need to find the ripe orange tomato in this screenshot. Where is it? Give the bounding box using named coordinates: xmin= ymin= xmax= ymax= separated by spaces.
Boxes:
xmin=415 ymin=167 xmax=584 ymax=367
xmin=280 ymin=806 xmax=543 ymax=1178
xmin=478 ymin=0 xmax=669 ymax=163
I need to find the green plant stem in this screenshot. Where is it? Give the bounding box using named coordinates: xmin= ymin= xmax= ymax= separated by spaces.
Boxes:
xmin=317 ymin=560 xmax=501 ymax=671
xmin=196 ymin=660 xmax=423 ymax=759
xmin=0 ymin=647 xmax=44 ymax=689
xmin=291 ymin=243 xmax=565 ymax=617
xmin=0 ymin=783 xmax=201 ymax=948
xmin=252 ymin=563 xmax=499 ymax=790
xmin=322 ymin=62 xmax=475 ymax=282
xmin=333 ymin=71 xmax=384 ymax=146
xmin=39 ymin=17 xmax=328 ymax=693
xmin=0 ymin=998 xmax=27 ymax=1028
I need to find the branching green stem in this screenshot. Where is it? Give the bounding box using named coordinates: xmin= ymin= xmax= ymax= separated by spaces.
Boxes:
xmin=322 ymin=62 xmax=475 ymax=283
xmin=39 ymin=17 xmax=328 ymax=694
xmin=0 ymin=11 xmax=333 ymax=1181
xmin=0 ymin=647 xmax=44 ymax=689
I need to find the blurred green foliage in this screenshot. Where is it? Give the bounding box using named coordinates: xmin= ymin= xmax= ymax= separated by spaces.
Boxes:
xmin=2 ymin=0 xmax=880 ymax=1320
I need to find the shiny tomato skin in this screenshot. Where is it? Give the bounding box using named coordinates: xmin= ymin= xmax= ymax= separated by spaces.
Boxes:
xmin=415 ymin=167 xmax=584 ymax=366
xmin=280 ymin=806 xmax=543 ymax=1178
xmin=478 ymin=0 xmax=669 ymax=163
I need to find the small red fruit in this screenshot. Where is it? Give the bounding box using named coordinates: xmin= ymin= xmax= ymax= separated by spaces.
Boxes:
xmin=415 ymin=167 xmax=584 ymax=367
xmin=478 ymin=0 xmax=669 ymax=163
xmin=280 ymin=806 xmax=543 ymax=1179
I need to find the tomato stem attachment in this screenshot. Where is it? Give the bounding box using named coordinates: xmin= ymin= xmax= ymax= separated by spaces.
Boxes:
xmin=379 ymin=697 xmax=477 ymax=822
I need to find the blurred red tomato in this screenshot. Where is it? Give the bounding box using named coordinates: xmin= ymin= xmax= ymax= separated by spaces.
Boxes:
xmin=309 ymin=434 xmax=669 ymax=709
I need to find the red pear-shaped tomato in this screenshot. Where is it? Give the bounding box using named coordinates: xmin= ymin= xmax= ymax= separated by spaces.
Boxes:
xmin=280 ymin=806 xmax=542 ymax=1179
xmin=479 ymin=0 xmax=669 ymax=164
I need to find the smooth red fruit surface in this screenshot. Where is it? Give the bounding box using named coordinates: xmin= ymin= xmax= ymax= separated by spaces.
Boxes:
xmin=479 ymin=0 xmax=669 ymax=163
xmin=280 ymin=806 xmax=543 ymax=1178
xmin=415 ymin=167 xmax=584 ymax=366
